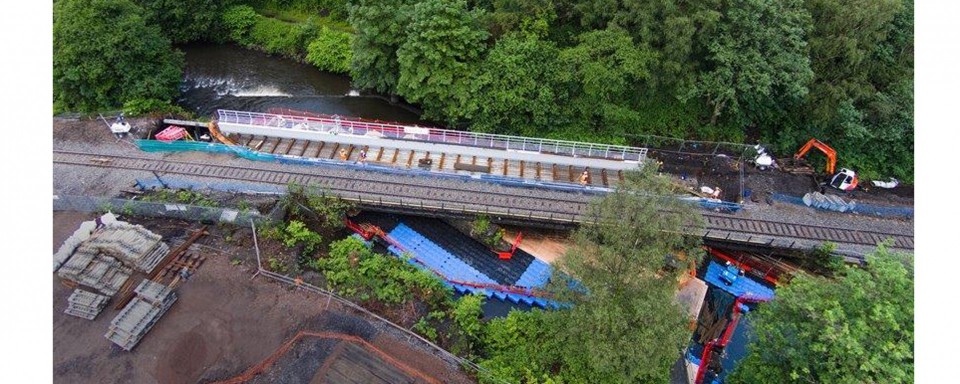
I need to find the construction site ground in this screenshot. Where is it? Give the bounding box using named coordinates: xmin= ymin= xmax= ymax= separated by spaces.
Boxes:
xmin=52 ymin=211 xmax=472 ymax=384
xmin=648 ymin=148 xmax=914 ymax=207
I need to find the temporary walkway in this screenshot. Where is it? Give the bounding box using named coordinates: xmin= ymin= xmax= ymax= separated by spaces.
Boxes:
xmin=215 ymin=109 xmax=647 ymax=189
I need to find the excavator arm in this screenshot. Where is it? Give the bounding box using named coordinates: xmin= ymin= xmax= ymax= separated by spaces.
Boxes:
xmin=793 ymin=138 xmax=837 ymax=175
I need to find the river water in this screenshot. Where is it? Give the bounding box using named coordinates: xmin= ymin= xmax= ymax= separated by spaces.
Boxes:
xmin=176 ymin=43 xmax=423 ymax=123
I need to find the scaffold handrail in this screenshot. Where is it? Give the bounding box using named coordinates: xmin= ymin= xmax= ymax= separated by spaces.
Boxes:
xmin=216 ymin=109 xmax=648 ymax=162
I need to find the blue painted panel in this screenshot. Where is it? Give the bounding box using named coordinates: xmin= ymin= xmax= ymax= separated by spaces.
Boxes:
xmin=704 ymin=261 xmax=775 ymax=300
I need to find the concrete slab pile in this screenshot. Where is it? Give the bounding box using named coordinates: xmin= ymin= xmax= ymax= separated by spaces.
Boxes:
xmin=105 ymin=280 xmax=177 ymax=351
xmin=53 ymin=212 xmax=118 ymax=272
xmin=83 ymin=222 xmax=169 ymax=273
xmin=56 ymin=244 xmax=133 ymax=296
xmin=64 ymin=289 xmax=110 ymax=320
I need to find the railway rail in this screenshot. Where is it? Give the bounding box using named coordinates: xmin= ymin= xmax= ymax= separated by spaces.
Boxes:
xmin=53 ymin=150 xmax=913 ymax=254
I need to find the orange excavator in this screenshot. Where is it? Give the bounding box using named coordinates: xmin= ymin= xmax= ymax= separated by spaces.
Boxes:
xmin=756 ymin=138 xmax=858 ymax=191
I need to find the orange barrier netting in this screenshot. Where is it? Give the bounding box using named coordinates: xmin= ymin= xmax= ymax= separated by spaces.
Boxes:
xmin=214 ymin=330 xmax=441 ymax=384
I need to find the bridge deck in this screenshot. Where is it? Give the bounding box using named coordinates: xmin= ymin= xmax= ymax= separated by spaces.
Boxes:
xmin=216 ymin=109 xmax=646 ymax=189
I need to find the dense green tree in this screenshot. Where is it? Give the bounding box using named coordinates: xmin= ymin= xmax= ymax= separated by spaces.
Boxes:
xmin=470 ymin=33 xmax=565 ymax=135
xmin=478 ymin=309 xmax=566 ymax=383
xmin=53 ymin=0 xmax=184 ymax=112
xmin=348 ymin=0 xmax=414 ymax=95
xmin=222 ymin=4 xmax=260 ymax=44
xmin=688 ymin=0 xmax=813 ymax=126
xmin=557 ymin=28 xmax=655 ymax=140
xmin=306 ymin=27 xmax=353 ymax=73
xmin=137 ymin=0 xmax=231 ymax=43
xmin=482 ymin=0 xmax=557 ymax=39
xmin=547 ymin=162 xmax=704 ymax=382
xmin=778 ymin=0 xmax=914 ymax=180
xmin=728 ymin=244 xmax=914 ymax=383
xmin=396 ymin=0 xmax=489 ymax=123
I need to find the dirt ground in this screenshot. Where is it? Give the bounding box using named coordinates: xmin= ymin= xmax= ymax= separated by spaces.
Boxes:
xmin=648 ymin=148 xmax=914 ymax=206
xmin=52 ymin=211 xmax=471 ymax=384
xmin=500 ymin=226 xmax=571 ymax=264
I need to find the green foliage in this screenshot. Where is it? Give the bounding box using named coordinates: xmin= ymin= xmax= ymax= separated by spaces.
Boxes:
xmin=136 ymin=0 xmax=229 ymax=43
xmin=268 ymin=256 xmax=289 ymax=273
xmin=310 ymin=237 xmax=453 ymax=310
xmin=483 ymin=0 xmax=557 ymax=39
xmin=470 ymin=215 xmax=505 ymax=249
xmin=412 ymin=317 xmax=439 ymax=341
xmin=470 ymin=33 xmax=565 ymax=136
xmin=396 ymin=0 xmax=489 ymax=123
xmin=451 ymin=294 xmax=485 ymax=354
xmin=53 ymin=0 xmax=184 ymax=112
xmin=222 ymin=5 xmax=260 ymax=44
xmin=281 ymin=220 xmax=324 ymax=254
xmin=337 ymin=0 xmax=913 ymax=180
xmin=557 ymin=28 xmax=655 ymax=136
xmin=140 ymin=188 xmax=217 ymax=207
xmin=809 ymin=242 xmax=845 ymax=276
xmin=688 ymin=0 xmax=813 ymax=126
xmin=475 ymin=163 xmax=705 ymax=383
xmin=305 ymin=27 xmax=353 ymax=73
xmin=728 ymin=244 xmax=914 ymax=383
xmin=247 ymin=15 xmax=315 ymax=58
xmin=252 ymin=0 xmax=350 ymax=21
xmin=348 ymin=0 xmax=413 ymax=94
xmin=122 ymin=98 xmax=190 ymax=117
xmin=478 ymin=309 xmax=564 ymax=383
xmin=282 ymin=183 xmax=353 ymax=230
xmin=545 ymin=161 xmax=703 ymax=382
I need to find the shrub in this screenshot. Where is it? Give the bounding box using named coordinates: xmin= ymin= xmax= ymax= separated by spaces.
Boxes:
xmin=452 ymin=293 xmax=485 ymax=352
xmin=282 ymin=220 xmax=324 ymax=254
xmin=305 ymin=27 xmax=353 ymax=73
xmin=249 ymin=16 xmax=305 ymax=57
xmin=222 ymin=5 xmax=259 ymax=45
xmin=122 ymin=98 xmax=189 ymax=117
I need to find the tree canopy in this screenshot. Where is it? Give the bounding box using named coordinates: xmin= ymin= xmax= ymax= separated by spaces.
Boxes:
xmin=396 ymin=0 xmax=489 ymax=123
xmin=728 ymin=244 xmax=914 ymax=383
xmin=340 ymin=0 xmax=914 ymax=181
xmin=479 ymin=162 xmax=705 ymax=383
xmin=53 ymin=0 xmax=184 ymax=112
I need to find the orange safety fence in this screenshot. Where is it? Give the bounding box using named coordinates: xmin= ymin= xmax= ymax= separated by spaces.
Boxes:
xmin=214 ymin=330 xmax=441 ymax=384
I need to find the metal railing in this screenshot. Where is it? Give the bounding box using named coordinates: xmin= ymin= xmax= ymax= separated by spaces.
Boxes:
xmin=217 ymin=109 xmax=648 ymax=162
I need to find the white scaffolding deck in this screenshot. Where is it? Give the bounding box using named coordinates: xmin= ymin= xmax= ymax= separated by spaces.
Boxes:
xmin=216 ymin=110 xmax=647 ymax=172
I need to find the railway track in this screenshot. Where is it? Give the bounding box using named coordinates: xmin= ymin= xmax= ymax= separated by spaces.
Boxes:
xmin=53 ymin=150 xmax=913 ymax=252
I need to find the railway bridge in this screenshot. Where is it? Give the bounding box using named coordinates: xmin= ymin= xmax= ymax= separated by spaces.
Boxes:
xmin=54 ymin=145 xmax=912 ymax=262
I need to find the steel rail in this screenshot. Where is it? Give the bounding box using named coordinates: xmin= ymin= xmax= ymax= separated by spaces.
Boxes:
xmin=53 ymin=150 xmax=913 ymax=251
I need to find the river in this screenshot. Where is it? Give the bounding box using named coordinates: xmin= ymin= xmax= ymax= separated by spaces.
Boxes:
xmin=176 ymin=43 xmax=423 ymax=123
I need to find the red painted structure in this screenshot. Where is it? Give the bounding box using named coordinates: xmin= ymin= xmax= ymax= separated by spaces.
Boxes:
xmin=694 ymin=295 xmax=771 ymax=384
xmin=155 ymin=125 xmax=188 ymax=142
xmin=706 ymin=247 xmax=783 ymax=285
xmin=497 ymin=231 xmax=524 ymax=260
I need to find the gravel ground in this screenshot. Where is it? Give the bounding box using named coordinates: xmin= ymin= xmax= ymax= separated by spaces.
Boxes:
xmin=52 ymin=212 xmax=473 ymax=384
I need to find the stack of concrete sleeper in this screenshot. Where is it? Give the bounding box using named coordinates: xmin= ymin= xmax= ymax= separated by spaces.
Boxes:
xmin=64 ymin=289 xmax=110 ymax=320
xmin=105 ymin=280 xmax=178 ymax=351
xmin=83 ymin=223 xmax=169 ymax=273
xmin=56 ymin=244 xmax=132 ymax=296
